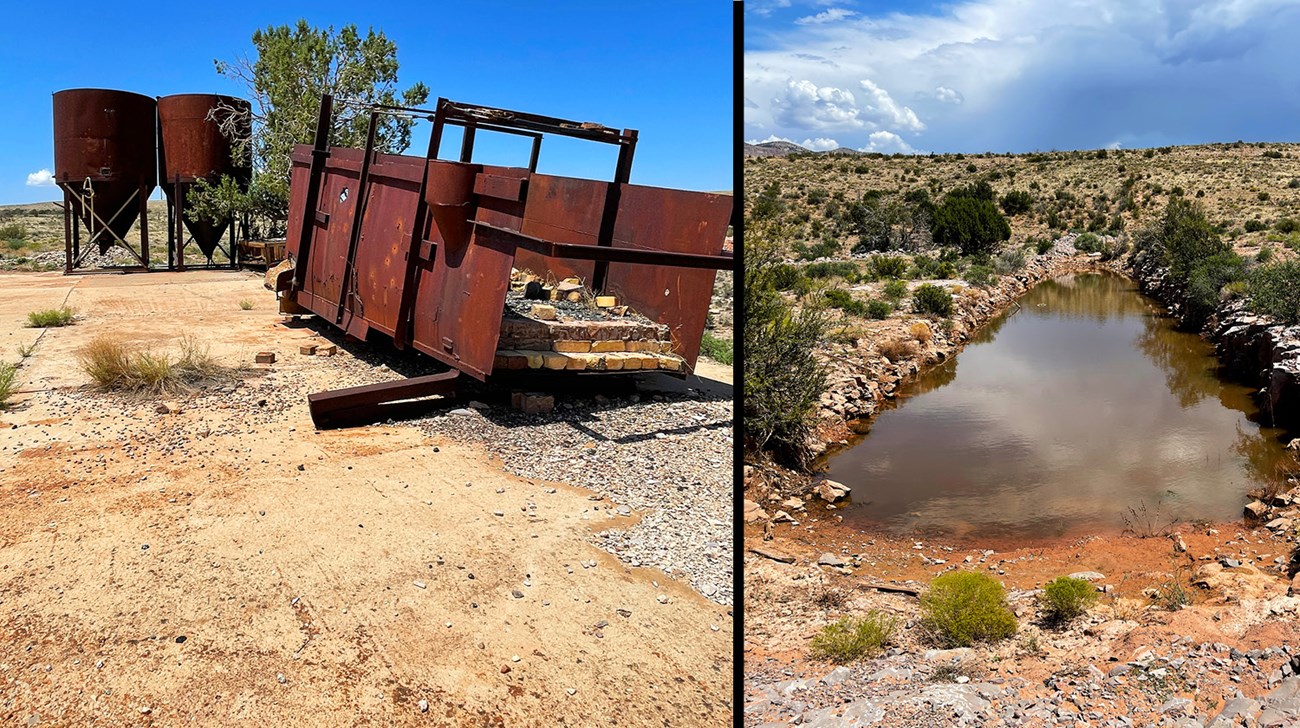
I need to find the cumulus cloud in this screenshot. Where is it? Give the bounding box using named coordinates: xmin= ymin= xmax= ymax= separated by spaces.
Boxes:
xmin=26 ymin=169 xmax=54 ymax=187
xmin=745 ymin=0 xmax=1300 ymax=153
xmin=772 ymin=79 xmax=867 ymax=130
xmin=796 ymin=8 xmax=856 ymax=25
xmin=801 ymin=137 xmax=841 ymax=151
xmin=858 ymin=131 xmax=915 ymax=154
xmin=934 ymin=86 xmax=964 ymax=104
xmin=746 ymin=134 xmax=796 ymax=145
xmin=859 ymin=79 xmax=924 ymax=132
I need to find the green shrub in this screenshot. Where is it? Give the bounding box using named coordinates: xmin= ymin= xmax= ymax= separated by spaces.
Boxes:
xmin=1257 ymin=246 xmax=1275 ymax=264
xmin=700 ymin=332 xmax=732 ymax=365
xmin=1074 ymin=232 xmax=1103 ymax=252
xmin=913 ymin=283 xmax=953 ymax=316
xmin=769 ymin=263 xmax=804 ymax=291
xmin=1000 ymin=190 xmax=1034 ymax=215
xmin=882 ymin=279 xmax=909 ymax=302
xmin=964 ymin=264 xmax=995 ymax=287
xmin=1246 ymin=219 xmax=1267 ymax=233
xmin=1288 ymin=178 xmax=1300 ymax=189
xmin=867 ymin=255 xmax=909 ymax=279
xmin=0 ymin=222 xmax=27 ymax=244
xmin=1248 ymin=260 xmax=1300 ymax=323
xmin=1140 ymin=197 xmax=1230 ymax=287
xmin=809 ymin=612 xmax=899 ymax=664
xmin=744 ymin=224 xmax=832 ymax=466
xmin=866 ymin=299 xmax=891 ymax=320
xmin=1039 ymin=576 xmax=1099 ymax=624
xmin=0 ymin=363 xmax=16 ymax=409
xmin=932 ymin=195 xmax=1011 ymax=256
xmin=804 ymin=261 xmax=859 ymax=280
xmin=993 ymin=249 xmax=1026 ymax=275
xmin=1259 ymin=192 xmax=1272 ymax=202
xmin=1277 ymin=218 xmax=1300 ymax=234
xmin=26 ymin=307 xmax=76 ymax=328
xmin=751 ymin=181 xmax=784 ymax=220
xmin=1035 ymin=237 xmax=1053 ymax=255
xmin=1184 ymin=251 xmax=1246 ymax=328
xmin=920 ymin=571 xmax=1018 ymax=647
xmin=824 ymin=288 xmax=869 ymax=316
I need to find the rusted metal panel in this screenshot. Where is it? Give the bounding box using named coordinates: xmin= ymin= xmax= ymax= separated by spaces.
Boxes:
xmin=606 ymin=185 xmax=732 ymax=366
xmin=347 ymin=152 xmax=425 ymax=337
xmin=158 ymin=94 xmax=251 ymax=258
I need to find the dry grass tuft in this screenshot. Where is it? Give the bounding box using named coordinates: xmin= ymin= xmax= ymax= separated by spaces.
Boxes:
xmin=909 ymin=321 xmax=933 ymax=343
xmin=878 ymin=336 xmax=919 ymax=361
xmin=78 ymin=335 xmax=228 ymax=395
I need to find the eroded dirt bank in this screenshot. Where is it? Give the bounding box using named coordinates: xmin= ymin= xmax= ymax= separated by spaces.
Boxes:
xmin=744 ymin=247 xmax=1300 ymax=727
xmin=0 ymin=270 xmax=732 ymax=726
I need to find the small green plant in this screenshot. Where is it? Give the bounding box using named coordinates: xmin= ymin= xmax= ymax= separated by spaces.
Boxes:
xmin=1257 ymin=246 xmax=1275 ymax=264
xmin=0 ymin=222 xmax=27 ymax=245
xmin=1248 ymin=261 xmax=1300 ymax=323
xmin=964 ymin=264 xmax=995 ymax=287
xmin=882 ymin=279 xmax=909 ymax=302
xmin=1246 ymin=219 xmax=1267 ymax=233
xmin=1154 ymin=576 xmax=1191 ymax=611
xmin=867 ymin=255 xmax=909 ymax=279
xmin=866 ymin=299 xmax=891 ymax=320
xmin=809 ymin=611 xmax=898 ymax=664
xmin=239 ymin=299 xmax=254 ymax=310
xmin=1035 ymin=237 xmax=1053 ymax=255
xmin=919 ymin=571 xmax=1018 ymax=647
xmin=700 ymin=332 xmax=733 ymax=365
xmin=1039 ymin=576 xmax=1099 ymax=625
xmin=0 ymin=363 xmax=17 ymax=408
xmin=16 ymin=342 xmax=35 ymax=359
xmin=912 ymin=283 xmax=953 ymax=316
xmin=26 ymin=306 xmax=75 ymax=328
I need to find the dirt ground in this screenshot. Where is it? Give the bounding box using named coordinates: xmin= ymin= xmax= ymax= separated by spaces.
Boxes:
xmin=0 ymin=270 xmax=732 ymax=726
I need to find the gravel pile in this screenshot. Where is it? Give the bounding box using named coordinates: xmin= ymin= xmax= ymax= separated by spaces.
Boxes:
xmin=502 ymin=290 xmax=656 ymax=324
xmin=416 ymin=388 xmax=734 ymax=605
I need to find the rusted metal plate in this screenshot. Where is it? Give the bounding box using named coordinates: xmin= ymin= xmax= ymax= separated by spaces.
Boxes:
xmin=347 ymin=152 xmax=425 ymax=337
xmin=606 ymin=185 xmax=732 ymax=367
xmin=158 ymin=94 xmax=251 ymax=256
xmin=514 ymin=174 xmax=605 ymax=284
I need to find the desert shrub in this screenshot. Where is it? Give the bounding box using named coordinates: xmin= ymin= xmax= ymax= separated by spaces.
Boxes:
xmin=1139 ymin=197 xmax=1230 ymax=288
xmin=882 ymin=279 xmax=909 ymax=302
xmin=1074 ymin=233 xmax=1103 ymax=253
xmin=1288 ymin=178 xmax=1300 ymax=189
xmin=920 ymin=571 xmax=1018 ymax=647
xmin=993 ymin=249 xmax=1026 ymax=275
xmin=1248 ymin=260 xmax=1300 ymax=323
xmin=806 ymin=188 xmax=828 ymax=206
xmin=1039 ymin=576 xmax=1099 ymax=625
xmin=0 ymin=363 xmax=16 ymax=409
xmin=1000 ymin=190 xmax=1034 ymax=216
xmin=1257 ymin=246 xmax=1275 ymax=264
xmin=769 ymin=263 xmax=804 ymax=291
xmin=867 ymin=255 xmax=909 ymax=279
xmin=910 ymin=321 xmax=933 ymax=343
xmin=1246 ymin=219 xmax=1267 ymax=233
xmin=26 ymin=307 xmax=75 ymax=328
xmin=932 ymin=195 xmax=1011 ymax=256
xmin=1264 ymin=150 xmax=1284 ymax=159
xmin=964 ymin=264 xmax=995 ymax=287
xmin=824 ymin=288 xmax=869 ymax=317
xmin=878 ymin=336 xmax=918 ymax=360
xmin=239 ymin=299 xmax=254 ymax=310
xmin=78 ymin=336 xmax=223 ymax=394
xmin=796 ymin=238 xmax=841 ymax=261
xmin=0 ymin=223 xmax=27 ymax=244
xmin=866 ymin=299 xmax=891 ymax=320
xmin=751 ymin=181 xmax=784 ymax=220
xmin=1184 ymin=251 xmax=1246 ymax=328
xmin=1036 ymin=237 xmax=1053 ymax=255
xmin=700 ymin=332 xmax=732 ymax=365
xmin=1259 ymin=192 xmax=1272 ymax=202
xmin=912 ymin=283 xmax=953 ymax=316
xmin=1277 ymin=218 xmax=1300 ymax=234
xmin=744 ymin=224 xmax=832 ymax=466
xmin=805 ymin=261 xmax=859 ymax=280
xmin=809 ymin=612 xmax=898 ymax=664
xmin=911 ymin=253 xmax=957 ymax=279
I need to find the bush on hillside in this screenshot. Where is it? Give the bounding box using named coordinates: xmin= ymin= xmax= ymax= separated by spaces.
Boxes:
xmin=1000 ymin=190 xmax=1034 ymax=216
xmin=932 ymin=195 xmax=1011 ymax=256
xmin=809 ymin=612 xmax=898 ymax=664
xmin=1183 ymin=251 xmax=1246 ymax=328
xmin=1248 ymin=260 xmax=1300 ymax=324
xmin=920 ymin=571 xmax=1018 ymax=647
xmin=912 ymin=283 xmax=953 ymax=316
xmin=1039 ymin=576 xmax=1099 ymax=625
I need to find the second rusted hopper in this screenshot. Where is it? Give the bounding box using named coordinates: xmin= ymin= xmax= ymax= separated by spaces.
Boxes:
xmin=277 ymin=95 xmax=732 ymax=428
xmin=158 ymin=94 xmax=252 ymax=265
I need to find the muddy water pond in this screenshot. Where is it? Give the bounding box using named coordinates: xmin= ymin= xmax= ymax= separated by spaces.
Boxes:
xmin=830 ymin=271 xmax=1294 ymax=540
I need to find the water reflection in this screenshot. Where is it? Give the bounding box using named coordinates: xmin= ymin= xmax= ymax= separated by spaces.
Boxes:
xmin=832 ymin=272 xmax=1292 ymax=540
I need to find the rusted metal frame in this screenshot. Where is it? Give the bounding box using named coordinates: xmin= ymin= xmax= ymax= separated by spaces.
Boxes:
xmin=474 ymin=222 xmax=732 ymax=270
xmin=138 ymin=181 xmax=150 ymax=270
xmin=71 ymin=185 xmax=147 ymax=268
xmin=291 ymin=94 xmax=334 ymax=292
xmin=590 ymin=132 xmax=638 ymax=292
xmin=336 ymin=110 xmax=380 ymax=325
xmin=306 ymin=369 xmax=460 ymax=429
xmin=459 ymin=125 xmax=476 ymax=163
xmin=165 ymin=178 xmax=175 ymax=270
xmin=174 ymin=178 xmax=187 ymax=271
xmin=392 ymin=104 xmax=448 ymax=350
xmin=61 ymin=186 xmax=73 ymax=275
xmin=437 ymin=99 xmax=632 ymax=145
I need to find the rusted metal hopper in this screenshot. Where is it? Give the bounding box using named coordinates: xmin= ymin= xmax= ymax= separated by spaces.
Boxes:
xmin=53 ymin=88 xmax=157 ymax=257
xmin=157 ymin=94 xmax=252 ymax=262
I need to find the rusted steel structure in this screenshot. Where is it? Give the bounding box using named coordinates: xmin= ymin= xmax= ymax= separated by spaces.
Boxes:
xmin=157 ymin=94 xmax=252 ymax=270
xmin=53 ymin=89 xmax=157 ymax=272
xmin=277 ymin=94 xmax=732 ymax=427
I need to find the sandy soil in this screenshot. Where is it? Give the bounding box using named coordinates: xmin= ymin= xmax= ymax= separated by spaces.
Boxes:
xmin=0 ymin=270 xmax=732 ymax=726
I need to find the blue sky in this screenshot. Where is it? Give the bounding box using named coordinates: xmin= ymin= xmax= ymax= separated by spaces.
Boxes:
xmin=745 ymin=0 xmax=1300 ymax=154
xmin=4 ymin=1 xmax=731 ymax=204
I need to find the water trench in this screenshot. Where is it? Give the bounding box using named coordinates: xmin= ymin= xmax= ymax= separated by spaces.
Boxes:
xmin=828 ymin=271 xmax=1296 ymax=541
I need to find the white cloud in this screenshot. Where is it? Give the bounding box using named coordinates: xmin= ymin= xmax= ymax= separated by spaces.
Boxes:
xmin=858 ymin=131 xmax=915 ymax=154
xmin=1104 ymin=141 xmax=1122 ymax=150
xmin=801 ymin=137 xmax=841 ymax=151
xmin=26 ymin=169 xmax=54 ymax=187
xmin=796 ymin=8 xmax=856 ymax=25
xmin=859 ymin=79 xmax=924 ymax=132
xmin=745 ymin=0 xmax=1300 ymax=153
xmin=934 ymin=86 xmax=964 ymax=104
xmin=772 ymin=79 xmax=867 ymax=131
xmin=746 ymin=134 xmax=797 ymax=145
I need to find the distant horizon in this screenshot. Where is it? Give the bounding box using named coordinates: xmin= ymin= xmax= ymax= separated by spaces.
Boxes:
xmin=745 ymin=137 xmax=1300 ymax=157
